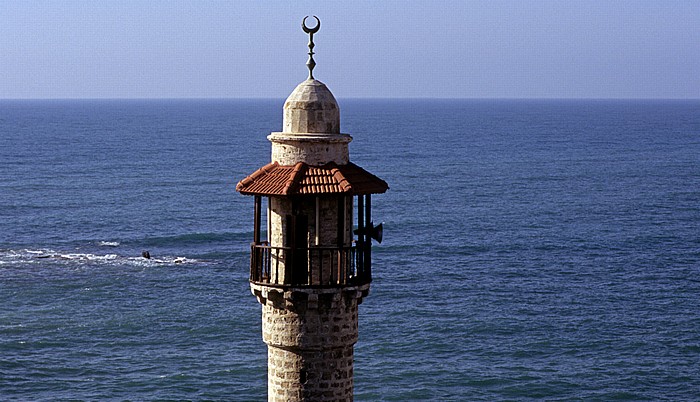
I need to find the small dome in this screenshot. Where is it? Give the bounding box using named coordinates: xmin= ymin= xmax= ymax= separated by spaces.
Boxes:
xmin=283 ymin=79 xmax=340 ymax=134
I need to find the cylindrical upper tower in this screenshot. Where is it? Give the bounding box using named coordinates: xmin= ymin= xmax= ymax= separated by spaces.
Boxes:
xmin=270 ymin=78 xmax=352 ymax=166
xmin=236 ymin=17 xmax=388 ymax=402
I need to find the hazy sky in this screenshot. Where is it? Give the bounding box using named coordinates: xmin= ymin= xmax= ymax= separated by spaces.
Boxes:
xmin=2 ymin=1 xmax=699 ymax=99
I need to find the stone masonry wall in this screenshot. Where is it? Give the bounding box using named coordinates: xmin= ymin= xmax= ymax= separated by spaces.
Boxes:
xmin=255 ymin=287 xmax=365 ymax=402
xmin=270 ymin=136 xmax=350 ymax=166
xmin=267 ymin=346 xmax=353 ymax=402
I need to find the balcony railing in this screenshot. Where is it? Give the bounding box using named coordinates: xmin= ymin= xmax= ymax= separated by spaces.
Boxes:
xmin=250 ymin=242 xmax=370 ymax=287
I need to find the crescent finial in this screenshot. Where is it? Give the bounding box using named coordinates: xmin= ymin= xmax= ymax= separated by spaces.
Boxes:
xmin=302 ymin=15 xmax=320 ymax=34
xmin=301 ymin=16 xmax=321 ymax=79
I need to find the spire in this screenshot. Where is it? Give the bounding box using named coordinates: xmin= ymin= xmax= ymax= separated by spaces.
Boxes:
xmin=302 ymin=16 xmax=320 ymax=80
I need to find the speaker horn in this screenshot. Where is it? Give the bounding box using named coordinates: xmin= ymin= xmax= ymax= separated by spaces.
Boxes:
xmin=353 ymin=222 xmax=384 ymax=244
xmin=370 ymin=222 xmax=383 ymax=244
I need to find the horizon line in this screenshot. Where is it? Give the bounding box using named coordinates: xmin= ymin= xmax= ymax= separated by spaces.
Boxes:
xmin=1 ymin=96 xmax=699 ymax=101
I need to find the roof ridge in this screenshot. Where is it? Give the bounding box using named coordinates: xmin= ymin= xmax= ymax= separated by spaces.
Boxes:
xmin=327 ymin=162 xmax=353 ymax=192
xmin=282 ymin=162 xmax=307 ymax=195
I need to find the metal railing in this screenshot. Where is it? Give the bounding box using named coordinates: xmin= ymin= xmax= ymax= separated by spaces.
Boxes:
xmin=250 ymin=242 xmax=370 ymax=287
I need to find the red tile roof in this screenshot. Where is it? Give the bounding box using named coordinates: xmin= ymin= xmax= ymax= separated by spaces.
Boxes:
xmin=237 ymin=162 xmax=389 ymax=196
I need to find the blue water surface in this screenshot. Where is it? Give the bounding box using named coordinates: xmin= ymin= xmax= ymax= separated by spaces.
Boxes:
xmin=1 ymin=99 xmax=699 ymax=400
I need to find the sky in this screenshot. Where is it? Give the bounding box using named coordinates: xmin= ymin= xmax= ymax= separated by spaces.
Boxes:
xmin=1 ymin=1 xmax=699 ymax=99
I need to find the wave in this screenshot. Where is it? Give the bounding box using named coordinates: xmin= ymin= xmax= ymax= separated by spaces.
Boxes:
xmin=0 ymin=248 xmax=206 ymax=268
xmin=0 ymin=231 xmax=249 ymax=268
xmin=97 ymin=241 xmax=120 ymax=247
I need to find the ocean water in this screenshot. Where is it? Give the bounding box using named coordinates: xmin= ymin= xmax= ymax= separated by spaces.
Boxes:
xmin=1 ymin=99 xmax=699 ymax=400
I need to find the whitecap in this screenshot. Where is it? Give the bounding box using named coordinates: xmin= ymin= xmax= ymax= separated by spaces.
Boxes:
xmin=23 ymin=249 xmax=56 ymax=255
xmin=98 ymin=241 xmax=120 ymax=247
xmin=1 ymin=248 xmax=205 ymax=268
xmin=127 ymin=255 xmax=200 ymax=265
xmin=0 ymin=249 xmax=56 ymax=263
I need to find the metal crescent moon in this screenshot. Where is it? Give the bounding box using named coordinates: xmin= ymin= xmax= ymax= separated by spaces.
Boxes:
xmin=302 ymin=16 xmax=320 ymax=34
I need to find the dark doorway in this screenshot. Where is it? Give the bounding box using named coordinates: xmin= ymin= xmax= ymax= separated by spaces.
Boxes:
xmin=285 ymin=214 xmax=309 ymax=285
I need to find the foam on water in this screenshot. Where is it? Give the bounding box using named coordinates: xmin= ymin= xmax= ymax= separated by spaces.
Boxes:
xmin=97 ymin=241 xmax=121 ymax=247
xmin=0 ymin=248 xmax=203 ymax=268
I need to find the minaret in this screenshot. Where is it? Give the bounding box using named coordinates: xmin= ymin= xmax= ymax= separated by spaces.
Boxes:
xmin=236 ymin=17 xmax=388 ymax=402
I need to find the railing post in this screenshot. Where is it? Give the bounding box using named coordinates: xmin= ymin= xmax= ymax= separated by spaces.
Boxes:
xmin=336 ymin=249 xmax=341 ymax=285
xmin=351 ymin=247 xmax=356 ymax=281
xmin=250 ymin=243 xmax=255 ymax=282
xmin=357 ymin=195 xmax=364 ymax=280
xmin=365 ymin=194 xmax=372 ymax=282
xmin=263 ymin=245 xmax=270 ymax=283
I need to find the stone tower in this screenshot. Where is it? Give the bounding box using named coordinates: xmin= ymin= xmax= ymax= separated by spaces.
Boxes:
xmin=236 ymin=17 xmax=388 ymax=402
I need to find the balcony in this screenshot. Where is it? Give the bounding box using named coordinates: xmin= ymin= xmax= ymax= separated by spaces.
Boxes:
xmin=249 ymin=242 xmax=371 ymax=288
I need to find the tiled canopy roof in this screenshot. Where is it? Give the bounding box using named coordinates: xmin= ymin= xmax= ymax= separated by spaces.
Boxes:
xmin=237 ymin=162 xmax=388 ymax=196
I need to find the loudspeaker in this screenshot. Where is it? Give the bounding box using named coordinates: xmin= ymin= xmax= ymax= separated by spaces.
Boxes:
xmin=370 ymin=222 xmax=383 ymax=244
xmin=354 ymin=222 xmax=384 ymax=244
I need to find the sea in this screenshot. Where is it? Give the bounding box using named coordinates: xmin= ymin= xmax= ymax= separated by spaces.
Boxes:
xmin=1 ymin=98 xmax=699 ymax=401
